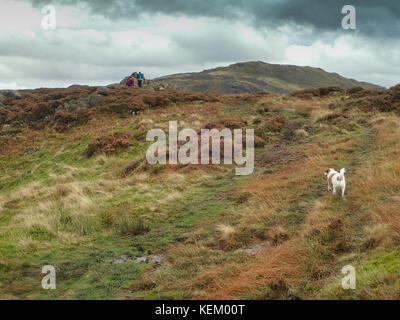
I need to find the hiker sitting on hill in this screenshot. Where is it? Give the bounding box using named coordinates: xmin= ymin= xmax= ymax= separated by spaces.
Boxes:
xmin=126 ymin=76 xmax=135 ymax=87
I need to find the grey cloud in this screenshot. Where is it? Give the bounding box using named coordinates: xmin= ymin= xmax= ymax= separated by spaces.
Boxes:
xmin=0 ymin=18 xmax=286 ymax=87
xmin=24 ymin=0 xmax=400 ymax=38
xmin=2 ymin=1 xmax=399 ymax=89
xmin=0 ymin=26 xmax=283 ymax=68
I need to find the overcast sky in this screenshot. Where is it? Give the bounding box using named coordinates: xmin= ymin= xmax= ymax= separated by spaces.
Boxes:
xmin=0 ymin=0 xmax=399 ymax=89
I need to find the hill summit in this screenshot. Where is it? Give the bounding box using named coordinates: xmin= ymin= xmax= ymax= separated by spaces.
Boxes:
xmin=153 ymin=61 xmax=382 ymax=94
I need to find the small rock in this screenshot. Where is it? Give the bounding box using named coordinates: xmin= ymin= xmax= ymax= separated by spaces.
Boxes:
xmin=148 ymin=254 xmax=165 ymax=265
xmin=60 ymin=96 xmax=91 ymax=111
xmin=89 ymin=94 xmax=103 ymax=107
xmin=122 ymin=159 xmax=142 ymax=177
xmin=24 ymin=146 xmax=40 ymax=155
xmin=96 ymin=86 xmax=109 ymax=95
xmin=107 ymin=255 xmax=131 ymax=264
xmin=243 ymin=241 xmax=270 ymax=255
xmin=77 ymin=96 xmax=90 ymax=109
xmin=60 ymin=100 xmax=76 ymax=112
xmin=107 ymin=253 xmax=165 ymax=266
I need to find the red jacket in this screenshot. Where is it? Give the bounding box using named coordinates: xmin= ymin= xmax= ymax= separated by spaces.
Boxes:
xmin=127 ymin=76 xmax=135 ymax=87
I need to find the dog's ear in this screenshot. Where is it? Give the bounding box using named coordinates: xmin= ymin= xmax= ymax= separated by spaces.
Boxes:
xmin=324 ymin=169 xmax=330 ymax=176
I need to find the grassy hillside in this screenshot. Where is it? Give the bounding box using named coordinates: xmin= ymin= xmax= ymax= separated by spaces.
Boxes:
xmin=153 ymin=61 xmax=382 ymax=94
xmin=0 ymin=84 xmax=399 ymax=299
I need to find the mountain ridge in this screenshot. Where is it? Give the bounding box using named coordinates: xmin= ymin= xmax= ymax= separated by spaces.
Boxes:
xmin=153 ymin=61 xmax=382 ymax=94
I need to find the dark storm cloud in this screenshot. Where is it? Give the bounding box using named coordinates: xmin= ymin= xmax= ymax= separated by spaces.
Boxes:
xmin=3 ymin=0 xmax=399 ymax=89
xmin=25 ymin=0 xmax=400 ymax=37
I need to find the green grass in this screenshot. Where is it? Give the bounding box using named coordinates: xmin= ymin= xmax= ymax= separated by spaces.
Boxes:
xmin=0 ymin=143 xmax=248 ymax=299
xmin=1 ymin=89 xmax=399 ymax=300
xmin=317 ymin=249 xmax=400 ymax=300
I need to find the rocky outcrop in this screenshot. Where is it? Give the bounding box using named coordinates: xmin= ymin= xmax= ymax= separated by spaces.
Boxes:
xmin=96 ymin=86 xmax=109 ymax=95
xmin=0 ymin=90 xmax=22 ymax=101
xmin=56 ymin=96 xmax=90 ymax=112
xmin=120 ymin=76 xmax=129 ymax=85
xmin=0 ymin=91 xmax=21 ymax=122
xmin=0 ymin=85 xmax=221 ymax=129
xmin=56 ymin=89 xmax=107 ymax=112
xmin=89 ymin=94 xmax=104 ymax=107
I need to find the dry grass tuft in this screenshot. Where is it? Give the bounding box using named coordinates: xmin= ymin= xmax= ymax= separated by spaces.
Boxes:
xmin=216 ymin=224 xmax=236 ymax=248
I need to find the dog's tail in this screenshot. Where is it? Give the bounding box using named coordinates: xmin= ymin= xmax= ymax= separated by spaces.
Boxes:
xmin=339 ymin=168 xmax=346 ymax=180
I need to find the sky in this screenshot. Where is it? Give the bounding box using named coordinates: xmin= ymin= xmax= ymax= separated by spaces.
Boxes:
xmin=0 ymin=0 xmax=399 ymax=89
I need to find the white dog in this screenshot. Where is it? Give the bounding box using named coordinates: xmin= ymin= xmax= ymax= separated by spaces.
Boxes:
xmin=324 ymin=168 xmax=346 ymax=197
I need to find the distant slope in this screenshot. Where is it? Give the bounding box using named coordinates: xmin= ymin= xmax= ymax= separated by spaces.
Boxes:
xmin=153 ymin=61 xmax=382 ymax=94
